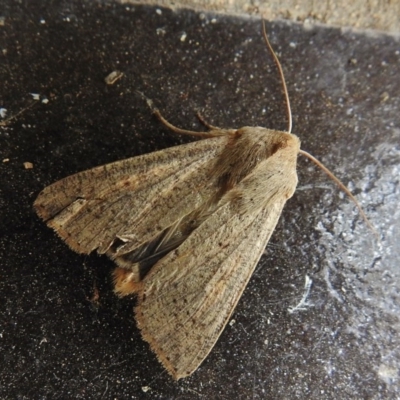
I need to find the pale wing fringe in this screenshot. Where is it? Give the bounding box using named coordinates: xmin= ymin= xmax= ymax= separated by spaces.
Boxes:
xmin=135 ymin=147 xmax=299 ymax=379
xmin=34 ymin=135 xmax=230 ymax=255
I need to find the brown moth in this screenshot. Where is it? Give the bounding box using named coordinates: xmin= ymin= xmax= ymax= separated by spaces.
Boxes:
xmin=34 ymin=22 xmax=369 ymax=379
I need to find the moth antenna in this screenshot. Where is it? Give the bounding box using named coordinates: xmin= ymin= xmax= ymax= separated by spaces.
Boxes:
xmin=262 ymin=21 xmax=292 ymax=134
xmin=299 ymin=149 xmax=377 ymax=236
xmin=262 ymin=24 xmax=376 ymax=236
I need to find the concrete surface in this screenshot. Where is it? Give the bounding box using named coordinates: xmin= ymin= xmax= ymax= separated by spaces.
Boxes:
xmin=1 ymin=1 xmax=399 ymax=398
xmin=124 ymin=0 xmax=400 ymax=33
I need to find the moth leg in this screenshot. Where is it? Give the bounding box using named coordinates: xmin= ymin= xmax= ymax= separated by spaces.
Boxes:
xmin=136 ymin=90 xmax=233 ymax=138
xmin=195 ymin=111 xmax=221 ymax=130
xmin=153 ymin=108 xmax=231 ymax=138
xmin=112 ymin=267 xmax=142 ymax=297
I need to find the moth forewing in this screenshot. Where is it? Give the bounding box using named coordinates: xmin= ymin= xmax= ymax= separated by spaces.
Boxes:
xmin=135 ymin=131 xmax=299 ymax=379
xmin=34 ymin=134 xmax=231 ymax=255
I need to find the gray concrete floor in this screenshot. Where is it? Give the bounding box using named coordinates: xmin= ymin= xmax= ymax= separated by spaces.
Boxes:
xmin=131 ymin=0 xmax=400 ymax=32
xmin=1 ymin=1 xmax=399 ymax=398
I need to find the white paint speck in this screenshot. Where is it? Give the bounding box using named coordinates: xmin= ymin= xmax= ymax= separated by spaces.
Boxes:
xmin=378 ymin=364 xmax=398 ymax=384
xmin=156 ymin=27 xmax=166 ymax=36
xmin=288 ymin=275 xmax=313 ymax=313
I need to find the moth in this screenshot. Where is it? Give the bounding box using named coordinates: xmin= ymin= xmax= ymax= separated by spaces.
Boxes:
xmin=34 ymin=23 xmax=369 ymax=379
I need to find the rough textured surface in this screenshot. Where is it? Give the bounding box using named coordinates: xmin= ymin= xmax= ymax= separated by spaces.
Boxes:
xmin=1 ymin=1 xmax=399 ymax=398
xmin=124 ymin=0 xmax=400 ymax=33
